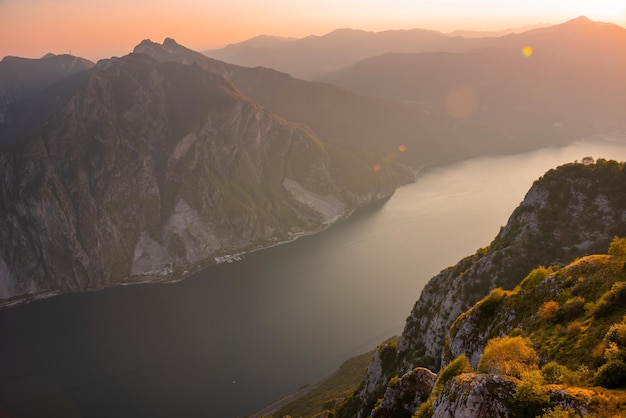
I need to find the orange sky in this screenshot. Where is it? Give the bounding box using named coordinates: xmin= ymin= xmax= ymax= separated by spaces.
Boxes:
xmin=1 ymin=0 xmax=625 ymax=61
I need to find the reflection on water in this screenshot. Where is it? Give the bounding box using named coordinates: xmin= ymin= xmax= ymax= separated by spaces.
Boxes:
xmin=1 ymin=135 xmax=625 ymax=417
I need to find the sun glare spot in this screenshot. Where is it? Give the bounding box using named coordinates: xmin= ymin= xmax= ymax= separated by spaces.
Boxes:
xmin=373 ymin=164 xmax=382 ymax=172
xmin=399 ymin=145 xmax=407 ymax=152
xmin=522 ymin=46 xmax=533 ymax=57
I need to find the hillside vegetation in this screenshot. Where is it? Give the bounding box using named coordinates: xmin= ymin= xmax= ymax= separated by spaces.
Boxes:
xmin=326 ymin=159 xmax=626 ymax=418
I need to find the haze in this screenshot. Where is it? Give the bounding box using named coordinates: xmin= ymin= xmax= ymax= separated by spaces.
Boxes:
xmin=1 ymin=0 xmax=625 ymax=61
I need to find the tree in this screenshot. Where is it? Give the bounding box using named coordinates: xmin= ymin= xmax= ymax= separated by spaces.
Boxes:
xmin=608 ymin=236 xmax=626 ymax=257
xmin=477 ymin=336 xmax=539 ymax=378
xmin=581 ymin=156 xmax=594 ymax=165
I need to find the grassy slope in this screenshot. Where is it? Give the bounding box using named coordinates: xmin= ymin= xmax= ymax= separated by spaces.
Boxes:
xmin=271 ymin=350 xmax=377 ymax=418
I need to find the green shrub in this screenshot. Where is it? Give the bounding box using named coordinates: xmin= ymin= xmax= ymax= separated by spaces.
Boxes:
xmin=436 ymin=355 xmax=474 ymax=389
xmin=560 ymin=297 xmax=585 ymax=320
xmin=540 ymin=362 xmax=581 ymax=386
xmin=519 ymin=266 xmax=553 ymax=290
xmin=413 ymin=401 xmax=434 ymax=418
xmin=477 ymin=287 xmax=508 ymax=317
xmin=594 ymin=360 xmax=626 ymax=388
xmin=413 ymin=355 xmax=473 ymax=418
xmin=509 ymin=370 xmax=553 ymax=418
xmin=605 ymin=323 xmax=626 ymax=346
xmin=539 ymin=405 xmax=580 ymax=418
xmin=592 ymin=282 xmax=626 ymax=318
xmin=541 ymin=362 xmax=566 ymax=384
xmin=608 ymin=236 xmax=626 ymax=257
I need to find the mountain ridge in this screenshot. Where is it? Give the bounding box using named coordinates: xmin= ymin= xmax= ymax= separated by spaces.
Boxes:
xmin=335 ymin=159 xmax=626 ymax=417
xmin=204 ymin=16 xmax=624 ymax=80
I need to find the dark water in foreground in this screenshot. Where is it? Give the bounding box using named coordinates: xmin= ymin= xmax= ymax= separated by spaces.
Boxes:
xmin=1 ymin=136 xmax=626 ymax=417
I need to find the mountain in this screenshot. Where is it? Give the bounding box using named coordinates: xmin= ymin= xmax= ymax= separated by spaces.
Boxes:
xmin=204 ymin=28 xmax=449 ymax=79
xmin=0 ymin=51 xmax=401 ymax=306
xmin=318 ymin=17 xmax=626 ymax=145
xmin=0 ymin=53 xmax=94 ymax=104
xmin=445 ymin=23 xmax=550 ymax=38
xmin=335 ymin=159 xmax=626 ymax=417
xmin=2 ymin=37 xmax=564 ymax=307
xmin=138 ymin=38 xmax=575 ymax=168
xmin=0 ymin=54 xmax=94 ymax=145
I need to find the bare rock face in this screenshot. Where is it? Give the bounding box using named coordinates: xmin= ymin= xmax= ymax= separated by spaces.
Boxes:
xmin=432 ymin=373 xmax=517 ymax=418
xmin=0 ymin=52 xmax=394 ymax=305
xmin=371 ymin=367 xmax=436 ymax=418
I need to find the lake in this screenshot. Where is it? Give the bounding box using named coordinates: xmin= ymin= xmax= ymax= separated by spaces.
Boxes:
xmin=1 ymin=134 xmax=625 ymax=417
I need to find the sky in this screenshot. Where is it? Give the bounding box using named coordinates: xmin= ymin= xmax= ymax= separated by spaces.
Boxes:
xmin=1 ymin=0 xmax=625 ymax=61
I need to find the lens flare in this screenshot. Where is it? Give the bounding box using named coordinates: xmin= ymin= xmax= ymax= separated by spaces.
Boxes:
xmin=399 ymin=145 xmax=406 ymax=152
xmin=522 ymin=46 xmax=533 ymax=57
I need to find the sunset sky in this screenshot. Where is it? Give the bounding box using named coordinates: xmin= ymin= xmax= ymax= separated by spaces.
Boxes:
xmin=1 ymin=0 xmax=625 ymax=61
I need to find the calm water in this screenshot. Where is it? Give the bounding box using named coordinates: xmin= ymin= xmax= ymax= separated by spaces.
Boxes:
xmin=1 ymin=135 xmax=626 ymax=417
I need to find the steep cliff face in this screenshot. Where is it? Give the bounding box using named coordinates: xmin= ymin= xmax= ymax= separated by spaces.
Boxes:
xmin=398 ymin=160 xmax=626 ymax=370
xmin=343 ymin=160 xmax=626 ymax=417
xmin=0 ymin=53 xmax=396 ymax=305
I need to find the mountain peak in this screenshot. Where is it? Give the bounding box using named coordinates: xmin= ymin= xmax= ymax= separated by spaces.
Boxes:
xmin=569 ymin=15 xmax=592 ymax=23
xmin=163 ymin=37 xmax=180 ymax=48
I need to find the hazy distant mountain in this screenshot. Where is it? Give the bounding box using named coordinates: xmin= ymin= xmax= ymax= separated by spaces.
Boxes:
xmin=0 ymin=53 xmax=94 ymax=103
xmin=203 ymin=23 xmax=555 ymax=80
xmin=204 ymin=28 xmax=448 ymax=79
xmin=445 ymin=23 xmax=549 ymax=38
xmin=140 ymin=38 xmax=575 ymax=168
xmin=0 ymin=54 xmax=94 ymax=142
xmin=318 ymin=17 xmax=626 ymax=143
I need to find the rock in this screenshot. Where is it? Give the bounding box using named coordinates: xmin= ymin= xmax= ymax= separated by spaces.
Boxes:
xmin=371 ymin=367 xmax=436 ymax=418
xmin=432 ymin=373 xmax=517 ymax=418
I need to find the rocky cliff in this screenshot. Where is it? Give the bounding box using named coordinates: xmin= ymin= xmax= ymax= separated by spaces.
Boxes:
xmin=337 ymin=159 xmax=626 ymax=417
xmin=0 ymin=52 xmax=398 ymax=305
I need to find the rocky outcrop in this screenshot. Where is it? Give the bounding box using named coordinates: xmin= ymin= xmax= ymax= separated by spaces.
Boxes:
xmin=0 ymin=52 xmax=395 ymax=305
xmin=344 ymin=160 xmax=626 ymax=417
xmin=397 ymin=161 xmax=626 ymax=370
xmin=371 ymin=367 xmax=436 ymax=418
xmin=431 ymin=374 xmax=517 ymax=418
xmin=424 ymin=373 xmax=596 ymax=418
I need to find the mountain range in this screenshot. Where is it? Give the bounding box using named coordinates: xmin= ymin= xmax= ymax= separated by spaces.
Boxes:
xmin=7 ymin=18 xmax=620 ymax=305
xmin=0 ymin=49 xmax=413 ymax=305
xmin=208 ymin=17 xmax=626 ymax=150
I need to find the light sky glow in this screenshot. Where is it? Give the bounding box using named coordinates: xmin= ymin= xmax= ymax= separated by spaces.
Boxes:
xmin=1 ymin=0 xmax=624 ymax=61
